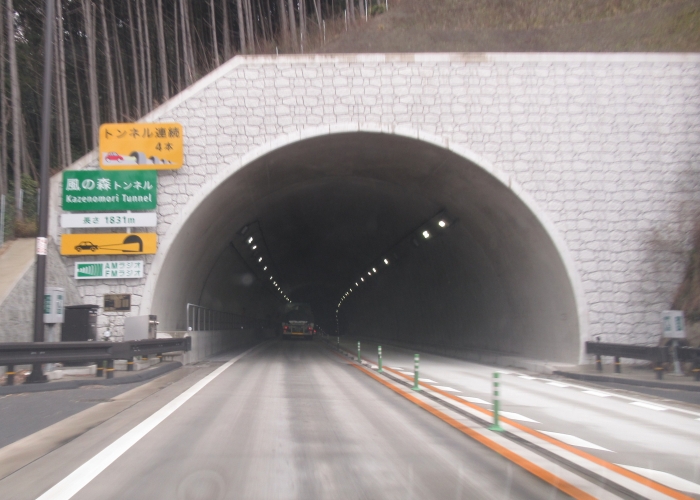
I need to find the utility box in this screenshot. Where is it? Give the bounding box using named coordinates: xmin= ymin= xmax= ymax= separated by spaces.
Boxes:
xmin=43 ymin=287 xmax=65 ymax=324
xmin=124 ymin=315 xmax=158 ymax=341
xmin=62 ymin=304 xmax=98 ymax=342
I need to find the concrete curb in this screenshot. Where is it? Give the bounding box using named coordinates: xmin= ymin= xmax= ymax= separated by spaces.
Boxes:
xmin=553 ymin=370 xmax=700 ymax=392
xmin=0 ymin=362 xmax=182 ymax=395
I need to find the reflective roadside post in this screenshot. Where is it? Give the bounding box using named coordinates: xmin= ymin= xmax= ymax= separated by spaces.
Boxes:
xmin=489 ymin=372 xmax=504 ymax=432
xmin=378 ymin=346 xmax=383 ymax=373
xmin=357 ymin=341 xmax=361 ymax=363
xmin=337 ymin=336 xmax=340 ymax=350
xmin=412 ymin=354 xmax=420 ymax=390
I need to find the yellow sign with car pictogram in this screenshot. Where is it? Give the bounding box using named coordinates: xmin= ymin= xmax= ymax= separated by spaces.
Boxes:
xmin=99 ymin=122 xmax=183 ymax=170
xmin=61 ymin=233 xmax=157 ymax=255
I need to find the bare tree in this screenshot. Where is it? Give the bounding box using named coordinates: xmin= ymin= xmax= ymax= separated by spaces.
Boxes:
xmin=67 ymin=13 xmax=88 ymax=152
xmin=56 ymin=0 xmax=71 ymax=166
xmin=7 ymin=0 xmax=21 ymax=213
xmin=81 ymin=0 xmax=100 ymax=148
xmin=222 ymin=0 xmax=231 ymax=59
xmin=110 ymin=0 xmax=129 ymax=119
xmin=156 ymin=0 xmax=168 ymax=99
xmin=236 ymin=0 xmax=246 ymax=54
xmin=287 ymin=0 xmax=297 ymax=50
xmin=209 ymin=0 xmax=220 ymax=67
xmin=127 ymin=0 xmax=141 ymax=117
xmin=99 ymin=0 xmax=117 ymax=122
xmin=140 ymin=0 xmax=153 ymax=109
xmin=278 ymin=0 xmax=288 ymax=48
xmin=0 ymin=2 xmax=6 ymax=195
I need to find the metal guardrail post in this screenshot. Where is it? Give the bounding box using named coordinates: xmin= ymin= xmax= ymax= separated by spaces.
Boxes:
xmin=614 ymin=356 xmax=621 ymax=373
xmin=127 ymin=358 xmax=134 ymax=371
xmin=6 ymin=364 xmax=14 ymax=386
xmin=654 ymin=363 xmax=664 ymax=380
xmin=96 ymin=361 xmax=104 ymax=377
xmin=106 ymin=359 xmax=114 ymax=379
xmin=595 ymin=354 xmax=602 ymax=371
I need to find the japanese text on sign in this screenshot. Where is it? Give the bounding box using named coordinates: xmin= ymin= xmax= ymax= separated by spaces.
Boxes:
xmin=99 ymin=122 xmax=183 ymax=170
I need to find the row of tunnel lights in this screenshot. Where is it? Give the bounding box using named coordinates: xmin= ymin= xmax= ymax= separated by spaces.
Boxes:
xmin=335 ymin=218 xmax=449 ymax=322
xmin=246 ymin=235 xmax=292 ymax=303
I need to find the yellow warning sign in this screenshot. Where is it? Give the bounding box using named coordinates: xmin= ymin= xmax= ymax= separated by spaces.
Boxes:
xmin=61 ymin=233 xmax=157 ymax=256
xmin=99 ymin=123 xmax=183 ymax=170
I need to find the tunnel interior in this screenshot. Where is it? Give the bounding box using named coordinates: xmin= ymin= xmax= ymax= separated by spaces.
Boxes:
xmin=151 ymin=132 xmax=581 ymax=363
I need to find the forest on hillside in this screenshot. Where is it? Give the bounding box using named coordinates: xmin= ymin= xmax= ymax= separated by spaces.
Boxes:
xmin=0 ymin=0 xmax=375 ymax=236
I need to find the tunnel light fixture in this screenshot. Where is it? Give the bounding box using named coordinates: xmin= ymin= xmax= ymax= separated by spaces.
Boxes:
xmin=270 ymin=276 xmax=273 ymax=280
xmin=263 ymin=266 xmax=267 ymax=270
xmin=372 ymin=267 xmax=377 ymax=273
xmin=384 ymin=259 xmax=389 ymax=265
xmin=247 ymin=237 xmax=253 ymax=244
xmin=355 ymin=282 xmax=358 ymax=286
xmin=422 ymin=230 xmax=430 ymax=239
xmin=251 ymin=245 xmax=257 ymax=250
xmin=361 ymin=278 xmax=364 ymax=282
xmin=438 ymin=220 xmax=446 ymax=228
xmin=367 ymin=272 xmax=371 ymax=276
xmin=258 ymin=257 xmax=263 ymax=262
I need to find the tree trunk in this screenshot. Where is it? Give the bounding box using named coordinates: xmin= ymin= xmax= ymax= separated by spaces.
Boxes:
xmin=0 ymin=0 xmax=6 ymax=195
xmin=278 ymin=0 xmax=288 ymax=47
xmin=235 ymin=0 xmax=246 ymax=54
xmin=7 ymin=0 xmax=21 ymax=214
xmin=244 ymin=0 xmax=255 ymax=53
xmin=98 ymin=0 xmax=117 ymax=122
xmin=67 ymin=14 xmax=88 ymax=153
xmin=140 ymin=0 xmax=153 ymax=109
xmin=179 ymin=0 xmax=194 ymax=85
xmin=312 ymin=0 xmax=322 ymax=31
xmin=81 ymin=0 xmax=100 ymax=148
xmin=347 ymin=0 xmax=355 ymax=24
xmin=110 ymin=0 xmax=129 ymax=119
xmin=156 ymin=0 xmax=168 ymax=99
xmin=127 ymin=0 xmax=141 ymax=117
xmin=135 ymin=0 xmax=147 ymax=112
xmin=299 ymin=0 xmax=306 ymax=51
xmin=358 ymin=0 xmax=365 ymax=21
xmin=56 ymin=0 xmax=71 ymax=166
xmin=174 ymin=0 xmax=182 ymax=90
xmin=287 ymin=0 xmax=297 ymax=51
xmin=209 ymin=0 xmax=219 ymax=67
xmin=222 ymin=0 xmax=231 ymax=59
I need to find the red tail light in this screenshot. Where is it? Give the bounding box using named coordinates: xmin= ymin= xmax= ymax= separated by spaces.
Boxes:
xmin=283 ymin=325 xmax=288 ymax=331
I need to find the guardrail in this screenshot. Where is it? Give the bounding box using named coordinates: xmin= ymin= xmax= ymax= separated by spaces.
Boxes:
xmin=585 ymin=341 xmax=700 ymax=380
xmin=186 ymin=303 xmax=274 ymax=331
xmin=0 ymin=337 xmax=191 ymax=386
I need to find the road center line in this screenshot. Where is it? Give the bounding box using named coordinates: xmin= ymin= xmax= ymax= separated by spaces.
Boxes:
xmin=36 ymin=342 xmax=265 ymax=500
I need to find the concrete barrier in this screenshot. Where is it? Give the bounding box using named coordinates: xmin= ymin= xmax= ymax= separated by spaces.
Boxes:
xmin=165 ymin=328 xmax=274 ymax=365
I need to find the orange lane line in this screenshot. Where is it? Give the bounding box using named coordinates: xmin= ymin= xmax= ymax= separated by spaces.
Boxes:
xmin=349 ymin=362 xmax=596 ymax=500
xmin=380 ymin=365 xmax=693 ymax=500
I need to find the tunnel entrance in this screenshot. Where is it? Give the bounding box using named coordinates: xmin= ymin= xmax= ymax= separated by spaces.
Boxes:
xmin=147 ymin=131 xmax=584 ymax=364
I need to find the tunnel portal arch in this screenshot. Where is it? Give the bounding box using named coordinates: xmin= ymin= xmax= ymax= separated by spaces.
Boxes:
xmin=143 ymin=125 xmax=587 ymax=364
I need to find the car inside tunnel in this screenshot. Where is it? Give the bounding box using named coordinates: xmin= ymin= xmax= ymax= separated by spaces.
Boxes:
xmin=150 ymin=132 xmax=582 ymax=364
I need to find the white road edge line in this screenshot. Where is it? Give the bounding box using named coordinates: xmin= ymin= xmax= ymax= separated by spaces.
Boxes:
xmin=36 ymin=343 xmax=264 ymax=500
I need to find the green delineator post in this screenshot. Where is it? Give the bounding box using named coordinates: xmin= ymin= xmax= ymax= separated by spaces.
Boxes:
xmin=412 ymin=354 xmax=420 ymax=390
xmin=378 ymin=346 xmax=383 ymax=373
xmin=357 ymin=341 xmax=361 ymax=363
xmin=337 ymin=336 xmax=340 ymax=349
xmin=489 ymin=372 xmax=504 ymax=432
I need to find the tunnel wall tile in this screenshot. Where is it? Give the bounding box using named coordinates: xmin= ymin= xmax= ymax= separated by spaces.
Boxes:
xmin=48 ymin=54 xmax=700 ymax=348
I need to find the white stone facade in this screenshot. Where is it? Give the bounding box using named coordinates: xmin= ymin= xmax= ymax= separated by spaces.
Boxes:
xmin=48 ymin=53 xmax=700 ymax=346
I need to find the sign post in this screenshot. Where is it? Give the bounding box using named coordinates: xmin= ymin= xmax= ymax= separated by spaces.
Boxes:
xmin=662 ymin=310 xmax=686 ymax=375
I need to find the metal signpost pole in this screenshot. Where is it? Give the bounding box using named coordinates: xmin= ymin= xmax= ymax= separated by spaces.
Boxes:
xmin=27 ymin=0 xmax=55 ymax=383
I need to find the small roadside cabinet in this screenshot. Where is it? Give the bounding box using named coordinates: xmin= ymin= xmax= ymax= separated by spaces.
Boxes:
xmin=62 ymin=304 xmax=98 ymax=341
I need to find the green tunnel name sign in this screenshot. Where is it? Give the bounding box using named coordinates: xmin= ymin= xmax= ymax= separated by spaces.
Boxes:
xmin=62 ymin=171 xmax=157 ymax=211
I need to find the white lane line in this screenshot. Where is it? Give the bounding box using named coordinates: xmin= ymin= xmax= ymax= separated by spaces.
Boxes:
xmin=389 ymin=367 xmax=405 ymax=370
xmin=37 ymin=344 xmax=261 ymax=500
xmin=582 ymin=390 xmax=613 ymax=398
xmin=420 ymin=378 xmax=438 ymax=383
xmin=461 ymin=397 xmax=492 ymax=405
xmin=433 ymin=385 xmax=461 ymax=392
xmin=617 ymin=465 xmax=700 ymax=495
xmin=630 ymin=401 xmax=667 ymax=411
xmin=518 ymin=375 xmax=537 ymax=380
xmin=540 ymin=431 xmax=614 ymax=452
xmin=500 ymin=411 xmax=540 ymax=423
xmin=546 ymin=381 xmax=570 ymax=388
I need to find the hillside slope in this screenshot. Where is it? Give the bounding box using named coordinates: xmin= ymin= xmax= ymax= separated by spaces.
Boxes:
xmin=320 ymin=0 xmax=700 ymax=52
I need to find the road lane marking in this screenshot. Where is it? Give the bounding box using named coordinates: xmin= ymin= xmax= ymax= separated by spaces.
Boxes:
xmin=518 ymin=375 xmax=537 ymax=380
xmin=433 ymin=385 xmax=460 ymax=392
xmin=333 ymin=341 xmax=695 ymax=499
xmin=36 ymin=343 xmax=265 ymax=500
xmin=460 ymin=397 xmax=492 ymax=405
xmin=630 ymin=401 xmax=667 ymax=411
xmin=582 ymin=390 xmax=613 ymax=397
xmin=617 ymin=466 xmax=700 ymax=495
xmin=419 ymin=378 xmax=438 ymax=383
xmin=540 ymin=432 xmax=613 ymax=452
xmin=500 ymin=411 xmax=540 ymax=423
xmin=547 ymin=381 xmax=570 ymax=387
xmin=348 ymin=363 xmax=598 ymax=500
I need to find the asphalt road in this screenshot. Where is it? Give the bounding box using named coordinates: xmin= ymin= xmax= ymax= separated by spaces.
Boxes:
xmin=1 ymin=340 xmax=565 ymax=500
xmin=336 ymin=337 xmax=700 ymax=497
